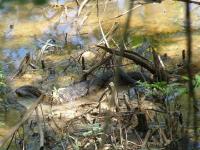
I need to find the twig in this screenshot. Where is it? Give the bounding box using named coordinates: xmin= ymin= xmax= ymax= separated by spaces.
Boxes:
xmin=96 ymin=0 xmax=99 ymax=17
xmin=74 ymin=0 xmax=80 ymax=6
xmin=98 ymin=19 xmax=110 ymax=48
xmin=133 ymin=129 xmax=143 ymax=145
xmin=78 ymin=0 xmax=90 ymax=16
xmin=124 ymin=128 xmax=128 ymax=150
xmin=81 ymin=55 xmax=112 ymax=80
xmin=152 ymin=48 xmax=168 ymax=81
xmin=108 ymin=82 xmax=120 ymax=112
xmin=98 ymin=87 xmax=110 ymax=114
xmin=111 ymin=4 xmax=142 ymax=19
xmin=141 ymin=130 xmax=151 ymax=147
xmin=97 ymin=22 xmax=119 ymax=45
xmin=6 ymin=132 xmax=16 ymax=150
xmin=103 ymin=0 xmax=109 ymax=13
xmin=35 ymin=107 xmax=44 ymax=149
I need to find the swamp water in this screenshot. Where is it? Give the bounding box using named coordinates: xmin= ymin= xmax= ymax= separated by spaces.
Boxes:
xmin=0 ymin=0 xmax=200 ymax=145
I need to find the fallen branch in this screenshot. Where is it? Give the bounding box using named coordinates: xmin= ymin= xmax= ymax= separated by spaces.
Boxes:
xmin=0 ymin=95 xmax=45 ymax=147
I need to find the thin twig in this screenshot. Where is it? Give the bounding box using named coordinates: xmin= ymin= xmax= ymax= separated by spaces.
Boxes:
xmin=78 ymin=0 xmax=90 ymax=16
xmin=111 ymin=4 xmax=142 ymax=19
xmin=35 ymin=107 xmax=44 ymax=149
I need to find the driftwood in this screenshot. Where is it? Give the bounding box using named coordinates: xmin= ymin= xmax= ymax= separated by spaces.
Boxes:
xmin=0 ymin=95 xmax=45 ymax=147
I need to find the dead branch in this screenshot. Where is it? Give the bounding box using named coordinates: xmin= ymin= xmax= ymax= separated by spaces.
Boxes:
xmin=0 ymin=95 xmax=45 ymax=147
xmin=108 ymin=82 xmax=120 ymax=112
xmin=81 ymin=55 xmax=112 ymax=80
xmin=97 ymin=45 xmax=155 ymax=74
xmin=98 ymin=19 xmax=110 ymax=48
xmin=97 ymin=22 xmax=119 ymax=45
xmin=152 ymin=49 xmax=168 ymax=81
xmin=97 ymin=45 xmax=170 ymax=81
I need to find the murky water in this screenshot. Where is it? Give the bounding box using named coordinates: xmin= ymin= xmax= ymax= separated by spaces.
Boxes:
xmin=0 ymin=0 xmax=200 ymax=143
